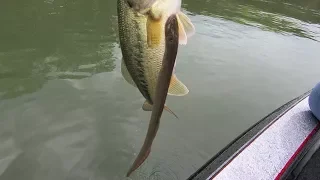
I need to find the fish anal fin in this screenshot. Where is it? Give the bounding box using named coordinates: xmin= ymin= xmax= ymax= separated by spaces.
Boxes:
xmin=147 ymin=16 xmax=162 ymax=48
xmin=177 ymin=12 xmax=195 ymax=38
xmin=121 ymin=58 xmax=137 ymax=88
xmin=168 ymin=74 xmax=189 ymax=96
xmin=142 ymin=101 xmax=178 ymax=119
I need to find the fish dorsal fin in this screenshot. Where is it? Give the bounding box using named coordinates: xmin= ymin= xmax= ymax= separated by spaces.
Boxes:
xmin=168 ymin=74 xmax=189 ymax=96
xmin=121 ymin=58 xmax=137 ymax=87
xmin=177 ymin=12 xmax=195 ymax=39
xmin=142 ymin=100 xmax=179 ymax=119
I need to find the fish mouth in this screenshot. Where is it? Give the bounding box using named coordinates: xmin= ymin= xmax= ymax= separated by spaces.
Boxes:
xmin=126 ymin=0 xmax=157 ymax=13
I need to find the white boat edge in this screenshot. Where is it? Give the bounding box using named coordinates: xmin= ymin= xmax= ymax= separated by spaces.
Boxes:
xmin=187 ymin=91 xmax=320 ymax=180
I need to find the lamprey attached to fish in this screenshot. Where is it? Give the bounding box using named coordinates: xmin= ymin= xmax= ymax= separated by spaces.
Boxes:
xmin=126 ymin=14 xmax=180 ymax=177
xmin=117 ymin=0 xmax=195 ymax=176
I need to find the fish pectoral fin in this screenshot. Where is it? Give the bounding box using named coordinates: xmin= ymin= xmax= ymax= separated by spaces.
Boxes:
xmin=147 ymin=16 xmax=162 ymax=48
xmin=177 ymin=12 xmax=196 ymax=39
xmin=121 ymin=58 xmax=137 ymax=88
xmin=168 ymin=74 xmax=189 ymax=96
xmin=177 ymin=16 xmax=188 ymax=45
xmin=142 ymin=100 xmax=178 ymax=119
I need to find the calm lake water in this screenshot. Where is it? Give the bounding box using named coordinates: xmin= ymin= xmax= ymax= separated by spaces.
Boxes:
xmin=0 ymin=0 xmax=320 ymax=179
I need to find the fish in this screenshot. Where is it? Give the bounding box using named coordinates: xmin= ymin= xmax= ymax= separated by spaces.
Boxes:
xmin=117 ymin=0 xmax=195 ymax=116
xmin=117 ymin=0 xmax=195 ymax=176
xmin=126 ymin=14 xmax=180 ymax=177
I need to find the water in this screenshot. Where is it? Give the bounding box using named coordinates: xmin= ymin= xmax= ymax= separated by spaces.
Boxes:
xmin=0 ymin=0 xmax=319 ymax=179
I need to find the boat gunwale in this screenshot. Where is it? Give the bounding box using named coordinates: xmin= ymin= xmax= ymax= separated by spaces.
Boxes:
xmin=187 ymin=90 xmax=312 ymax=180
xmin=279 ymin=123 xmax=320 ymax=179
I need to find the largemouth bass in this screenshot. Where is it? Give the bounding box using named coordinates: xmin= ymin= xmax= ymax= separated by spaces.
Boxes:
xmin=117 ymin=0 xmax=195 ymax=112
xmin=117 ymin=0 xmax=195 ymax=176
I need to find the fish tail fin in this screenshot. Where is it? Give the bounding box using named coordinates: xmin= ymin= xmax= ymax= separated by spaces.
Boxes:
xmin=142 ymin=100 xmax=178 ymax=119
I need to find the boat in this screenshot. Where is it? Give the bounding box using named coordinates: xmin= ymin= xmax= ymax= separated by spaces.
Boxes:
xmin=187 ymin=88 xmax=320 ymax=180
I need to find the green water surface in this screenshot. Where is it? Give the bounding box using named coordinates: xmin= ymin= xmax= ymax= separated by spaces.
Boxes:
xmin=0 ymin=0 xmax=319 ymax=179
